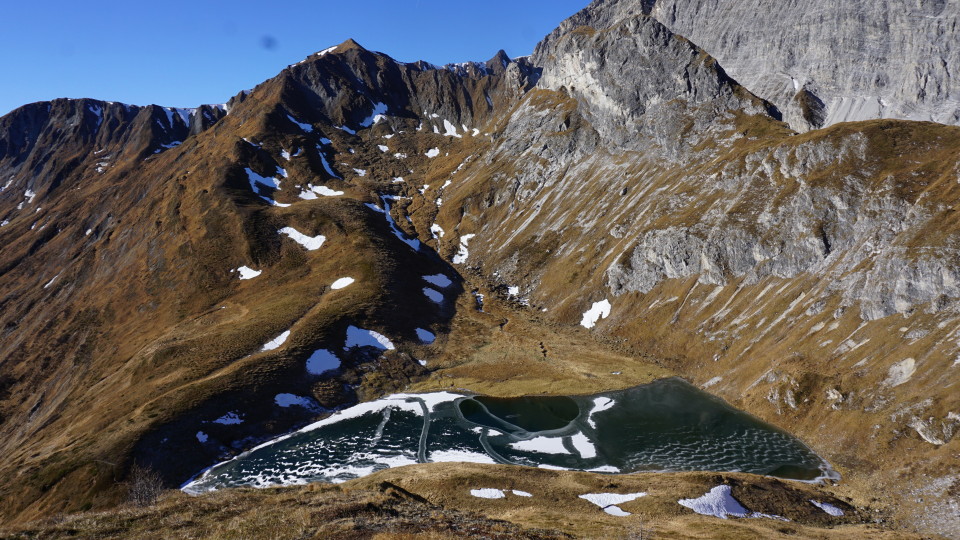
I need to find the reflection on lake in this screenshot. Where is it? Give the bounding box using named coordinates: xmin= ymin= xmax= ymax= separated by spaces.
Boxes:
xmin=182 ymin=378 xmax=836 ymax=494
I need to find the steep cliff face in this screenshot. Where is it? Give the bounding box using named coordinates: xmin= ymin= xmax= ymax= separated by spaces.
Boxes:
xmin=532 ymin=13 xmax=777 ymax=157
xmin=558 ymin=0 xmax=960 ymax=131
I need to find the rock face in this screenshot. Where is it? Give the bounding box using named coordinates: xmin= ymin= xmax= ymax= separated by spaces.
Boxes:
xmin=561 ymin=0 xmax=960 ymax=131
xmin=533 ymin=13 xmax=776 ymax=154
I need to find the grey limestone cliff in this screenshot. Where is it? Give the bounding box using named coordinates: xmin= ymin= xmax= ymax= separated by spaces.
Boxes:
xmin=555 ymin=0 xmax=960 ymax=132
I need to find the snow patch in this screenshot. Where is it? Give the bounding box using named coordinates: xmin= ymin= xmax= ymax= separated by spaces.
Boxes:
xmin=213 ymin=412 xmax=243 ymax=425
xmin=345 ymin=326 xmax=395 ymax=351
xmin=423 ymin=287 xmax=444 ymax=304
xmin=579 ymin=492 xmax=646 ymax=516
xmin=310 ymin=185 xmax=343 ymax=196
xmin=581 ymin=299 xmax=612 ymax=329
xmin=316 ymin=149 xmax=341 ymax=179
xmin=470 ymin=488 xmax=505 ymax=499
xmin=275 ymin=394 xmax=320 ymax=410
xmin=261 ymin=330 xmax=291 ymax=352
xmin=430 ymin=224 xmax=445 ymax=239
xmin=425 ymin=148 xmax=440 ymax=158
xmin=442 ymin=119 xmax=462 ymax=138
xmin=810 ymin=500 xmax=845 ymax=516
xmin=286 ymin=114 xmax=313 ymax=133
xmin=423 ymin=274 xmax=452 ymax=288
xmin=306 ymin=349 xmax=341 ymax=375
xmin=236 ymin=266 xmax=262 ymax=280
xmin=331 ymin=277 xmax=354 ymax=290
xmin=677 ymin=485 xmax=786 ymax=521
xmin=452 ymin=234 xmax=475 ymax=264
xmin=245 ymin=168 xmax=290 ymax=207
xmin=359 ymin=102 xmax=388 ymax=128
xmin=416 ymin=328 xmax=436 ymax=344
xmin=279 ymin=227 xmax=325 ymax=251
xmin=378 ymin=145 xmax=389 ymax=152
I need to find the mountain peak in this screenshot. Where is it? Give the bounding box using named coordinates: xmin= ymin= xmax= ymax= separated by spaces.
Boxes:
xmin=334 ymin=38 xmax=365 ymax=52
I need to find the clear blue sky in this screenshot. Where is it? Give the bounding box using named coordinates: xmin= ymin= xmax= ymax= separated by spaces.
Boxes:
xmin=0 ymin=0 xmax=588 ymax=116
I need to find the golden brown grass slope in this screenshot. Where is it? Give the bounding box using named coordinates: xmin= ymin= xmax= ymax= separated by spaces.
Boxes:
xmin=2 ymin=464 xmax=929 ymax=540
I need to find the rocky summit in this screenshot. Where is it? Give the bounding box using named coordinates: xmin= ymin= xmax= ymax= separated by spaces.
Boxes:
xmin=1 ymin=1 xmax=959 ymax=538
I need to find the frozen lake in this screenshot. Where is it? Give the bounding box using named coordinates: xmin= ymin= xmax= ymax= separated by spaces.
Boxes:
xmin=183 ymin=378 xmax=835 ymax=494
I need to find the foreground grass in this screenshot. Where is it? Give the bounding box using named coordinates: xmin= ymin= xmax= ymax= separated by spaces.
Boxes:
xmin=3 ymin=464 xmax=928 ymax=540
xmin=2 ymin=481 xmax=568 ymax=540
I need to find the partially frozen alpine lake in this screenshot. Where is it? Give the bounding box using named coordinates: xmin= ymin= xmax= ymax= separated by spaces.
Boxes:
xmin=183 ymin=378 xmax=835 ymax=494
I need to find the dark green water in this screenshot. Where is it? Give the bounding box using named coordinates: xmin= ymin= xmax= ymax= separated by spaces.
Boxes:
xmin=182 ymin=378 xmax=836 ymax=494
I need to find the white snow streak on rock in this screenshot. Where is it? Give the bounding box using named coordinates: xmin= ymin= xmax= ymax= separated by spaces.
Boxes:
xmin=279 ymin=227 xmax=325 ymax=250
xmin=430 ymin=224 xmax=445 ymax=239
xmin=581 ymin=299 xmax=612 ymax=328
xmin=315 ymin=149 xmax=341 ymax=179
xmin=286 ymin=114 xmax=314 ymax=133
xmin=43 ymin=273 xmax=61 ymax=289
xmin=512 ymin=490 xmax=533 ymax=497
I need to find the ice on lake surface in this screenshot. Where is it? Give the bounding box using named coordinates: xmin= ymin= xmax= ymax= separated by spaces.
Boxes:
xmin=182 ymin=378 xmax=836 ymax=494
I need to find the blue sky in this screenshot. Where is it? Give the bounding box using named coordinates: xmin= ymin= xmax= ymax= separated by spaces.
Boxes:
xmin=0 ymin=1 xmax=588 ymax=116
